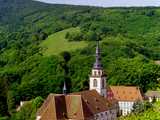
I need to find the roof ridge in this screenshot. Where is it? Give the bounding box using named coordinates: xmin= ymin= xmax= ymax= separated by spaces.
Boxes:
xmin=80 ymin=95 xmax=85 ymax=119
xmin=37 ymin=94 xmax=52 ymax=115
xmin=52 ymin=95 xmax=57 ymax=120
xmin=110 ymin=85 xmax=139 ymax=87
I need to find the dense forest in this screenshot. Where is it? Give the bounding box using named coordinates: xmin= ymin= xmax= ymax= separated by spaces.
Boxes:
xmin=0 ymin=0 xmax=160 ymax=119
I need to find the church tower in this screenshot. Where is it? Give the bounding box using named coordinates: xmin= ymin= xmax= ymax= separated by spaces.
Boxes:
xmin=89 ymin=41 xmax=107 ymax=97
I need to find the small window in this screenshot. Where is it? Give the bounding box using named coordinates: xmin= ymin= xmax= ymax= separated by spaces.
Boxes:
xmin=93 ymin=79 xmax=97 ymax=87
xmin=102 ymin=79 xmax=105 ymax=88
xmin=98 ymin=71 xmax=101 ymax=75
xmin=96 ymin=114 xmax=99 ymax=118
xmin=105 ymin=112 xmax=108 ymax=115
xmin=94 ymin=71 xmax=96 ymax=76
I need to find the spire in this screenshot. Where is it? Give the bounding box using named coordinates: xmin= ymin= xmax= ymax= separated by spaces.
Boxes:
xmin=63 ymin=81 xmax=67 ymax=95
xmin=93 ymin=40 xmax=102 ymax=69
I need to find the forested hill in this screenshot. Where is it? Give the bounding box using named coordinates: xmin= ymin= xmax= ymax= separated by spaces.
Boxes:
xmin=0 ymin=0 xmax=160 ymax=119
xmin=0 ymin=0 xmax=45 ymax=30
xmin=0 ymin=0 xmax=71 ymax=32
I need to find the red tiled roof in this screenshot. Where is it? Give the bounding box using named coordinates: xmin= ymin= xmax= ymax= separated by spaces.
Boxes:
xmin=72 ymin=90 xmax=112 ymax=114
xmin=65 ymin=95 xmax=86 ymax=119
xmin=108 ymin=86 xmax=143 ymax=101
xmin=37 ymin=94 xmax=58 ymax=120
xmin=37 ymin=90 xmax=114 ymax=120
xmin=155 ymin=61 xmax=160 ymax=65
xmin=145 ymin=91 xmax=160 ymax=97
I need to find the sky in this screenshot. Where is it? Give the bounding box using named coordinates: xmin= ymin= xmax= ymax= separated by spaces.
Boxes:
xmin=36 ymin=0 xmax=160 ymax=7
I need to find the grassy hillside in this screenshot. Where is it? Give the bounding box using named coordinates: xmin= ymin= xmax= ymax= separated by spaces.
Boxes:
xmin=40 ymin=27 xmax=87 ymax=55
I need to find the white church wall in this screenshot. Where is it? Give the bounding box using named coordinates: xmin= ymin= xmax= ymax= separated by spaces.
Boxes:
xmin=89 ymin=76 xmax=107 ymax=97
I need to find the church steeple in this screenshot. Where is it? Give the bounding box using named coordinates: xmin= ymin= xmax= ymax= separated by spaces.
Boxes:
xmin=63 ymin=81 xmax=67 ymax=95
xmin=89 ymin=40 xmax=107 ymax=98
xmin=93 ymin=40 xmax=102 ymax=69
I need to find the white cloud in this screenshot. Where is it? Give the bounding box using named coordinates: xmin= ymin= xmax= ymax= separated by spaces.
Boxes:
xmin=36 ymin=0 xmax=160 ymax=7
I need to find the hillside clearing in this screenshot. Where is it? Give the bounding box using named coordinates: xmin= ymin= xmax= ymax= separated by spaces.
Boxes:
xmin=40 ymin=27 xmax=88 ymax=55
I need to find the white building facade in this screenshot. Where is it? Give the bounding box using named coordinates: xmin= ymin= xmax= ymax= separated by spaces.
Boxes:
xmin=118 ymin=101 xmax=134 ymax=116
xmin=145 ymin=91 xmax=160 ymax=102
xmin=90 ymin=68 xmax=107 ymax=97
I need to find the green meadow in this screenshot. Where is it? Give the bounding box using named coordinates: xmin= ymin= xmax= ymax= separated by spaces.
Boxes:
xmin=40 ymin=27 xmax=88 ymax=55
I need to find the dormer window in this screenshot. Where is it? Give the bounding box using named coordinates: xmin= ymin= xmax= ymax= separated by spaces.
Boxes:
xmin=96 ymin=106 xmax=100 ymax=110
xmin=85 ymin=99 xmax=89 ymax=104
xmin=95 ymin=98 xmax=98 ymax=102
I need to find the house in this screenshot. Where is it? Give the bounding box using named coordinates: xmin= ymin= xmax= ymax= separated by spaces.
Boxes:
xmin=107 ymin=86 xmax=144 ymax=116
xmin=36 ymin=41 xmax=118 ymax=120
xmin=145 ymin=90 xmax=160 ymax=102
xmin=36 ymin=90 xmax=117 ymax=120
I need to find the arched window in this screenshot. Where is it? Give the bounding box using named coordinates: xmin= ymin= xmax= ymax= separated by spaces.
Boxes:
xmin=98 ymin=71 xmax=101 ymax=76
xmin=93 ymin=79 xmax=97 ymax=87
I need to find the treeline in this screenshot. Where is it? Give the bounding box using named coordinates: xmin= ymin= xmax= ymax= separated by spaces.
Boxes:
xmin=0 ymin=0 xmax=160 ymax=119
xmin=65 ymin=8 xmax=160 ymax=59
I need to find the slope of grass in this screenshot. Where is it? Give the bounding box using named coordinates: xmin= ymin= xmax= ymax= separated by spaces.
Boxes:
xmin=40 ymin=27 xmax=88 ymax=55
